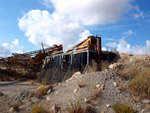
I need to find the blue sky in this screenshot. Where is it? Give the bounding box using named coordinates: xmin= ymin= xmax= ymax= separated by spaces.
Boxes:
xmin=0 ymin=0 xmax=150 ymax=57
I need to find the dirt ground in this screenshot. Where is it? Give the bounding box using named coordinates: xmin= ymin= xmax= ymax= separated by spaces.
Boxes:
xmin=0 ymin=54 xmax=150 ymax=113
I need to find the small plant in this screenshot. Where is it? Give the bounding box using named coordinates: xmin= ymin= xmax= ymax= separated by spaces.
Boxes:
xmin=112 ymin=103 xmax=136 ymax=113
xmin=129 ymin=70 xmax=150 ymax=99
xmin=66 ymin=101 xmax=97 ymax=113
xmin=35 ymin=85 xmax=53 ymax=98
xmin=66 ymin=101 xmax=84 ymax=113
xmin=32 ymin=104 xmax=45 ymax=113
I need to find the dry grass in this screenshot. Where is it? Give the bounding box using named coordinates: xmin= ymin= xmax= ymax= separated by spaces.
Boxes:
xmin=35 ymin=85 xmax=53 ymax=98
xmin=112 ymin=103 xmax=135 ymax=113
xmin=32 ymin=104 xmax=46 ymax=113
xmin=66 ymin=101 xmax=97 ymax=113
xmin=66 ymin=101 xmax=84 ymax=113
xmin=129 ymin=70 xmax=150 ymax=99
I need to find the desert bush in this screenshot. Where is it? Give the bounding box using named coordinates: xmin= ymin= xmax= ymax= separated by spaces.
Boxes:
xmin=112 ymin=103 xmax=135 ymax=113
xmin=66 ymin=101 xmax=97 ymax=113
xmin=35 ymin=85 xmax=53 ymax=98
xmin=32 ymin=104 xmax=46 ymax=113
xmin=66 ymin=101 xmax=84 ymax=113
xmin=115 ymin=65 xmax=138 ymax=80
xmin=129 ymin=70 xmax=150 ymax=99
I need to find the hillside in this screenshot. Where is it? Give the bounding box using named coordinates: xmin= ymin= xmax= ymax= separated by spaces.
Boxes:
xmin=0 ymin=54 xmax=150 ymax=113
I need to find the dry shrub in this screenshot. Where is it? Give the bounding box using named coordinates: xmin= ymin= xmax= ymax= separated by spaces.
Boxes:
xmin=112 ymin=103 xmax=135 ymax=113
xmin=129 ymin=70 xmax=150 ymax=99
xmin=66 ymin=101 xmax=84 ymax=113
xmin=115 ymin=65 xmax=138 ymax=80
xmin=78 ymin=81 xmax=86 ymax=88
xmin=32 ymin=104 xmax=46 ymax=113
xmin=66 ymin=101 xmax=97 ymax=113
xmin=35 ymin=85 xmax=53 ymax=98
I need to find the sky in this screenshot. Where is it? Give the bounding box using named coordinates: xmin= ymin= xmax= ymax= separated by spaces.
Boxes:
xmin=0 ymin=0 xmax=150 ymax=57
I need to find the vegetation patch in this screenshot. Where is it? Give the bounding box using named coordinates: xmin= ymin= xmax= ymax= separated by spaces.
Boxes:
xmin=66 ymin=101 xmax=97 ymax=113
xmin=129 ymin=70 xmax=150 ymax=99
xmin=66 ymin=101 xmax=84 ymax=113
xmin=32 ymin=104 xmax=46 ymax=113
xmin=35 ymin=85 xmax=53 ymax=98
xmin=112 ymin=103 xmax=136 ymax=113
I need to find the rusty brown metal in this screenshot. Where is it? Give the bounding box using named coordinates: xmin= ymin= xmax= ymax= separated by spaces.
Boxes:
xmin=97 ymin=36 xmax=101 ymax=71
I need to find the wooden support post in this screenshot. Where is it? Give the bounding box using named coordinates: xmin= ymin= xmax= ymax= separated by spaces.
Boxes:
xmin=97 ymin=37 xmax=101 ymax=71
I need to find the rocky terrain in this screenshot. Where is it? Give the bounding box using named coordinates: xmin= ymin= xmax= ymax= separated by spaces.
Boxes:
xmin=0 ymin=53 xmax=150 ymax=113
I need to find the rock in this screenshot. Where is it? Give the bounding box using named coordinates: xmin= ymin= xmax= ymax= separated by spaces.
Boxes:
xmin=96 ymin=84 xmax=100 ymax=88
xmin=50 ymin=104 xmax=59 ymax=113
xmin=55 ymin=92 xmax=58 ymax=94
xmin=47 ymin=89 xmax=52 ymax=94
xmin=113 ymin=82 xmax=117 ymax=87
xmin=96 ymin=106 xmax=99 ymax=109
xmin=0 ymin=92 xmax=4 ymax=96
xmin=74 ymin=89 xmax=78 ymax=93
xmin=9 ymin=107 xmax=13 ymax=111
xmin=106 ymin=104 xmax=111 ymax=108
xmin=142 ymin=99 xmax=150 ymax=104
xmin=46 ymin=96 xmax=51 ymax=101
xmin=100 ymin=84 xmax=105 ymax=90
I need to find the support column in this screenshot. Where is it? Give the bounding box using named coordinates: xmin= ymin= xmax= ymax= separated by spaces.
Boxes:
xmin=97 ymin=37 xmax=101 ymax=71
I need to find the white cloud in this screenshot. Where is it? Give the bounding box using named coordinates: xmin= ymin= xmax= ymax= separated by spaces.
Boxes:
xmin=106 ymin=38 xmax=150 ymax=55
xmin=106 ymin=42 xmax=117 ymax=48
xmin=12 ymin=39 xmax=19 ymax=46
xmin=49 ymin=0 xmax=136 ymax=25
xmin=0 ymin=43 xmax=11 ymax=57
xmin=18 ymin=10 xmax=86 ymax=49
xmin=0 ymin=39 xmax=22 ymax=57
xmin=134 ymin=11 xmax=144 ymax=19
xmin=123 ymin=30 xmax=136 ymax=35
xmin=18 ymin=0 xmax=138 ymax=50
xmin=78 ymin=30 xmax=92 ymax=42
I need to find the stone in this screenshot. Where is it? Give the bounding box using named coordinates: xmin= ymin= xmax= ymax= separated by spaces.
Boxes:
xmin=96 ymin=84 xmax=100 ymax=88
xmin=96 ymin=106 xmax=99 ymax=109
xmin=113 ymin=82 xmax=117 ymax=87
xmin=47 ymin=89 xmax=52 ymax=94
xmin=0 ymin=92 xmax=4 ymax=96
xmin=142 ymin=99 xmax=150 ymax=104
xmin=100 ymin=84 xmax=105 ymax=90
xmin=55 ymin=92 xmax=58 ymax=94
xmin=50 ymin=104 xmax=59 ymax=113
xmin=9 ymin=107 xmax=13 ymax=111
xmin=46 ymin=96 xmax=50 ymax=101
xmin=106 ymin=104 xmax=111 ymax=108
xmin=74 ymin=89 xmax=78 ymax=93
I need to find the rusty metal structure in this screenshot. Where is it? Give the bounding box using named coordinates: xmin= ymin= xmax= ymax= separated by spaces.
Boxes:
xmin=0 ymin=44 xmax=63 ymax=72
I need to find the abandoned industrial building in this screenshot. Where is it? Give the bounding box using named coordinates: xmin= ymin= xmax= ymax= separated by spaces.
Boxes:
xmin=0 ymin=35 xmax=118 ymax=83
